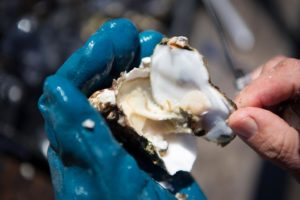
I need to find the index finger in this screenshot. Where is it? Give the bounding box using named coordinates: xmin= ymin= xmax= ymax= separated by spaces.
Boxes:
xmin=56 ymin=18 xmax=140 ymax=95
xmin=236 ymin=58 xmax=300 ymax=108
xmin=251 ymin=55 xmax=286 ymax=80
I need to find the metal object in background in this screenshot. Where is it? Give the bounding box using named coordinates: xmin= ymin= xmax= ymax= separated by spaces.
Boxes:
xmin=201 ymin=0 xmax=247 ymax=88
xmin=209 ymin=0 xmax=255 ymax=51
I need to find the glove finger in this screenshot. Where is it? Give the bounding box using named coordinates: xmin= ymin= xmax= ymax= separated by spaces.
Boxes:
xmin=139 ymin=30 xmax=164 ymax=58
xmin=56 ymin=33 xmax=114 ymax=95
xmin=39 ymin=75 xmax=121 ymax=160
xmin=56 ymin=18 xmax=140 ymax=95
xmin=39 ymin=75 xmax=150 ymax=173
xmin=130 ymin=30 xmax=164 ymax=69
xmin=45 ymin=29 xmax=162 ymax=155
xmin=39 ymin=76 xmax=177 ymax=199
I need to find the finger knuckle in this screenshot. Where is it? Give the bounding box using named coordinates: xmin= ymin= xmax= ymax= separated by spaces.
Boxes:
xmin=267 ymin=128 xmax=298 ymax=167
xmin=276 ymin=58 xmax=300 ymax=70
xmin=272 ymin=55 xmax=286 ymax=60
xmin=259 ymin=138 xmax=280 ymax=160
xmin=261 ymin=56 xmax=286 ymax=73
xmin=255 ymin=133 xmax=287 ymax=162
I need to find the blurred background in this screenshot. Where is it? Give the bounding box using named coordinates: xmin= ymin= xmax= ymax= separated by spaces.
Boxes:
xmin=0 ymin=0 xmax=299 ymax=199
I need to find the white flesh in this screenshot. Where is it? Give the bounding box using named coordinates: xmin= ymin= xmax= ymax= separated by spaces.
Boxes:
xmin=89 ymin=37 xmax=235 ymax=175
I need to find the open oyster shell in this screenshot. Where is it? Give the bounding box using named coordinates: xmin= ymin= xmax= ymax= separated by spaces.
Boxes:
xmin=89 ymin=36 xmax=235 ymax=176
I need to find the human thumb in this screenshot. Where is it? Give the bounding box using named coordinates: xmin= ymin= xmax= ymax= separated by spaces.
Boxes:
xmin=229 ymin=107 xmax=300 ymax=180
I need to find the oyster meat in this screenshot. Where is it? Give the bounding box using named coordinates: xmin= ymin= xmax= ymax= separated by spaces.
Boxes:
xmin=89 ymin=36 xmax=235 ymax=176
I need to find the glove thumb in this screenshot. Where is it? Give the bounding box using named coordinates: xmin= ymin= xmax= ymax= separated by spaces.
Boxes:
xmin=229 ymin=107 xmax=300 ymax=178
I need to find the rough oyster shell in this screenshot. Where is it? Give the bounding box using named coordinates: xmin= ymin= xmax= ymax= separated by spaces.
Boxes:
xmin=89 ymin=36 xmax=235 ymax=176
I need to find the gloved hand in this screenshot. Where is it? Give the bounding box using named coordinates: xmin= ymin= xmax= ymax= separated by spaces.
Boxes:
xmin=38 ymin=18 xmax=206 ymax=200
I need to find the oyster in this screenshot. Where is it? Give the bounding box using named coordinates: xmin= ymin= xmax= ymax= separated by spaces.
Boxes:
xmin=89 ymin=36 xmax=235 ymax=176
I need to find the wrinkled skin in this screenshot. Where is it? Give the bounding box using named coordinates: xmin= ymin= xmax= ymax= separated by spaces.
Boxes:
xmin=38 ymin=18 xmax=206 ymax=200
xmin=229 ymin=56 xmax=300 ymax=182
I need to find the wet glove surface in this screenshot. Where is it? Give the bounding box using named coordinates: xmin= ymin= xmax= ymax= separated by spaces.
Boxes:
xmin=38 ymin=18 xmax=206 ymax=200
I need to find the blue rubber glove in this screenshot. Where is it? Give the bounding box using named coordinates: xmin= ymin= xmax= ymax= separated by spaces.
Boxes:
xmin=38 ymin=18 xmax=206 ymax=200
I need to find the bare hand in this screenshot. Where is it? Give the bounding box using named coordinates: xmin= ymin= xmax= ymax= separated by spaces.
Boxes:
xmin=229 ymin=56 xmax=300 ymax=182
